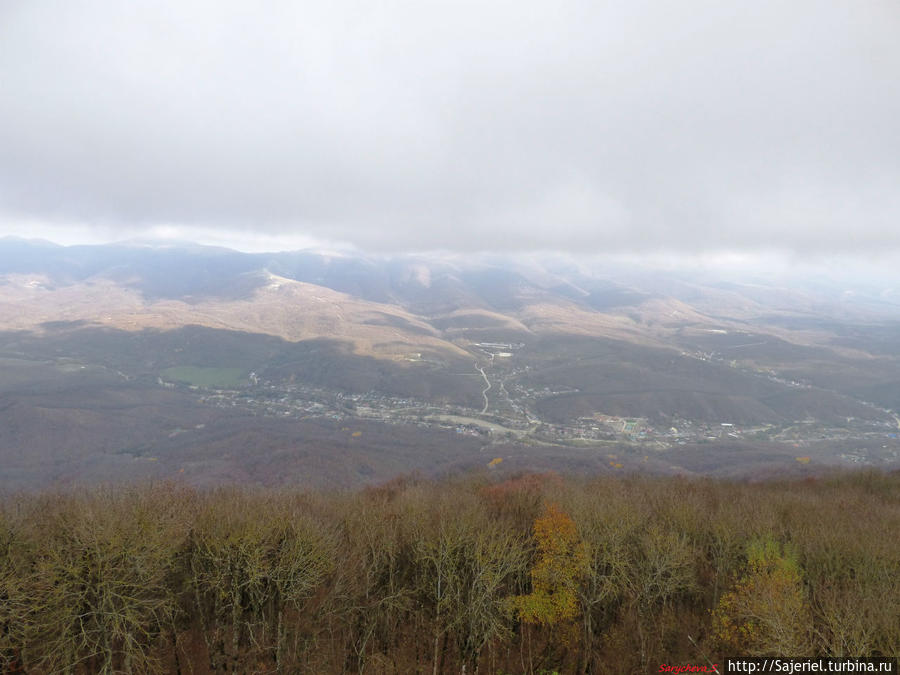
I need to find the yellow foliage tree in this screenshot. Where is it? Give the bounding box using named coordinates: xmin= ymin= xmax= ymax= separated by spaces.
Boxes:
xmin=711 ymin=537 xmax=810 ymax=656
xmin=513 ymin=503 xmax=588 ymax=626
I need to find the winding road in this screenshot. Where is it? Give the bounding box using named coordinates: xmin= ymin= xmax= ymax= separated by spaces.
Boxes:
xmin=476 ymin=362 xmax=491 ymax=414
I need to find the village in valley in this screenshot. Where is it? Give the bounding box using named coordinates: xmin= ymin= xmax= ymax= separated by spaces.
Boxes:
xmin=177 ymin=339 xmax=900 ymax=469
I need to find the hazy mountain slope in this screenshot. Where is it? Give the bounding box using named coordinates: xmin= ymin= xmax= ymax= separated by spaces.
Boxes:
xmin=3 ymin=239 xmax=900 ymax=489
xmin=0 ymin=269 xmax=467 ymax=360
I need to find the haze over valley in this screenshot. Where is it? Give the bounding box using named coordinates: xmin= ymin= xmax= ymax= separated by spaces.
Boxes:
xmin=3 ymin=0 xmax=899 ymax=493
xmin=5 ymin=2 xmax=900 ymax=669
xmin=3 ymin=238 xmax=900 ymax=489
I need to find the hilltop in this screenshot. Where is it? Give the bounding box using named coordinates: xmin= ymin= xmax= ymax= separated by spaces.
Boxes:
xmin=2 ymin=471 xmax=898 ymax=671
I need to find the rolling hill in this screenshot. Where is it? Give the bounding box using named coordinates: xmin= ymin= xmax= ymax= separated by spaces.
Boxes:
xmin=2 ymin=238 xmax=900 ymax=489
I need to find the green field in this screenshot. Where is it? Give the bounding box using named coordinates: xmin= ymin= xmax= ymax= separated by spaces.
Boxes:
xmin=160 ymin=366 xmax=246 ymax=388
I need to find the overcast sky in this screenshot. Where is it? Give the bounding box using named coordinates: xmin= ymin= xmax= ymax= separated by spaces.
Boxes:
xmin=1 ymin=0 xmax=898 ymax=254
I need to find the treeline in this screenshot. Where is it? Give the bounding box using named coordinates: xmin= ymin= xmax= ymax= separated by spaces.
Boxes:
xmin=1 ymin=471 xmax=899 ymax=673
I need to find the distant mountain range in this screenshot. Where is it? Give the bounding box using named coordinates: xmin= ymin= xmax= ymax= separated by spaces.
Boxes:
xmin=2 ymin=238 xmax=900 ymax=489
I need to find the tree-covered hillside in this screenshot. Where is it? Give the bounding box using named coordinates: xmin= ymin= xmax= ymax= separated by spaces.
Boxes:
xmin=1 ymin=471 xmax=898 ymax=673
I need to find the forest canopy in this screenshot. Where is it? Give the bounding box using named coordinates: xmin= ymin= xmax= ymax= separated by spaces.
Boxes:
xmin=1 ymin=470 xmax=898 ymax=673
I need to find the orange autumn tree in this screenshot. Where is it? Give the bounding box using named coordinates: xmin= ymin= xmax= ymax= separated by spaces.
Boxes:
xmin=513 ymin=502 xmax=589 ymax=625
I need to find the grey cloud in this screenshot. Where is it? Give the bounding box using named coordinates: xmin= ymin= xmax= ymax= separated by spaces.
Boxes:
xmin=0 ymin=0 xmax=898 ymax=252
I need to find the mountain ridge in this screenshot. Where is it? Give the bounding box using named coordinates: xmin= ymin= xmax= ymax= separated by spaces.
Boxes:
xmin=3 ymin=239 xmax=900 ymax=489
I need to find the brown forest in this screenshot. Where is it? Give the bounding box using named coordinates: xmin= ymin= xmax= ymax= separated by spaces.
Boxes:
xmin=1 ymin=471 xmax=898 ymax=673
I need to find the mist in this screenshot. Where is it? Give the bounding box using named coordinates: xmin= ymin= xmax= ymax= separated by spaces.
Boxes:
xmin=1 ymin=1 xmax=898 ymax=254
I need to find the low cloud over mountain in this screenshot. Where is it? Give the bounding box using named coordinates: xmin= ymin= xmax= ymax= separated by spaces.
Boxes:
xmin=1 ymin=1 xmax=899 ymax=253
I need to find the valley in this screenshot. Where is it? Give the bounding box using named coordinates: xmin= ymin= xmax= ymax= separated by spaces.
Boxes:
xmin=3 ymin=239 xmax=900 ymax=489
xmin=186 ymin=340 xmax=900 ymax=468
